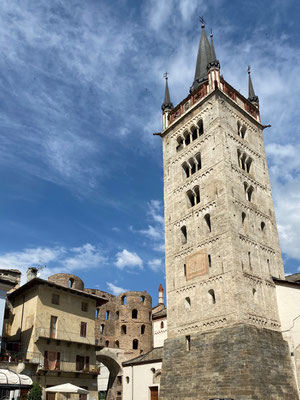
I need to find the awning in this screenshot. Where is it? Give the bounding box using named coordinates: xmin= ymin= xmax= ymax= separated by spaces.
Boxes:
xmin=45 ymin=384 xmax=89 ymax=394
xmin=0 ymin=369 xmax=32 ymax=388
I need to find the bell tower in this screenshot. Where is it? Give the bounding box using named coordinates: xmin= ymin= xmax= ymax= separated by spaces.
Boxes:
xmin=157 ymin=24 xmax=298 ymax=400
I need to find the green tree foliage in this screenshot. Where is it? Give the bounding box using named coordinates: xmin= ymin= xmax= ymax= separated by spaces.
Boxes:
xmin=28 ymin=382 xmax=42 ymax=400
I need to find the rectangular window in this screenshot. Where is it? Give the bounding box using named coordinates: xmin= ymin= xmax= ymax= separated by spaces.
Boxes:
xmin=44 ymin=351 xmax=60 ymax=370
xmin=76 ymin=355 xmax=85 ymax=371
xmin=80 ymin=322 xmax=87 ymax=337
xmin=50 ymin=316 xmax=57 ymax=339
xmin=52 ymin=294 xmax=60 ymax=305
xmin=186 ymin=335 xmax=191 ymax=351
xmin=81 ymin=302 xmax=88 ymax=312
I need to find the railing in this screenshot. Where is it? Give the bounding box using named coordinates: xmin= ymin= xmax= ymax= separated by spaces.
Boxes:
xmin=43 ymin=360 xmax=99 ymax=374
xmin=35 ymin=327 xmax=96 ymax=345
xmin=0 ymin=351 xmax=43 ymax=364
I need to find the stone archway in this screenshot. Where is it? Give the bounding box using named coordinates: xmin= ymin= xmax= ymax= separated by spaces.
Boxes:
xmin=96 ymin=348 xmax=125 ymax=400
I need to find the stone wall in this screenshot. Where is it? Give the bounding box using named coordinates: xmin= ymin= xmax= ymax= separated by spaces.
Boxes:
xmin=48 ymin=273 xmax=84 ymax=290
xmin=159 ymin=324 xmax=299 ymax=400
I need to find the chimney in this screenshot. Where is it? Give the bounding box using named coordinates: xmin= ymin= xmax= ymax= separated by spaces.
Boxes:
xmin=27 ymin=267 xmax=38 ymax=282
xmin=158 ymin=283 xmax=164 ymax=305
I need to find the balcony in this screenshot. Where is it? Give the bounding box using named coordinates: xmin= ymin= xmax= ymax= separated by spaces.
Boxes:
xmin=39 ymin=360 xmax=99 ymax=375
xmin=35 ymin=326 xmax=97 ymax=346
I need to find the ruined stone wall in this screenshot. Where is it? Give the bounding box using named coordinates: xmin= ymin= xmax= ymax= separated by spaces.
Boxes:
xmin=48 ymin=273 xmax=84 ymax=291
xmin=159 ymin=324 xmax=299 ymax=400
xmin=96 ymin=291 xmax=153 ymax=359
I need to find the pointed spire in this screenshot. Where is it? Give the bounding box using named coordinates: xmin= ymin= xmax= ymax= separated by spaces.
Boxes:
xmin=190 ymin=24 xmax=211 ymax=93
xmin=248 ymin=66 xmax=259 ymax=105
xmin=161 ymin=73 xmax=174 ymax=112
xmin=208 ymin=32 xmax=220 ymax=70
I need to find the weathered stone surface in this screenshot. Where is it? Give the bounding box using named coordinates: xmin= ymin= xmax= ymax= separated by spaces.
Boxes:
xmin=159 ymin=324 xmax=299 ymax=400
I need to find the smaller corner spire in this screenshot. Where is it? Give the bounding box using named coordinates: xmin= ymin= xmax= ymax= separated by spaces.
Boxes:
xmin=208 ymin=32 xmax=220 ymax=70
xmin=248 ymin=66 xmax=259 ymax=105
xmin=161 ymin=72 xmax=174 ymax=112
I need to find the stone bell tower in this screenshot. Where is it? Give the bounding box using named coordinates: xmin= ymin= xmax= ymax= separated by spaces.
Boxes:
xmin=157 ymin=24 xmax=298 ymax=399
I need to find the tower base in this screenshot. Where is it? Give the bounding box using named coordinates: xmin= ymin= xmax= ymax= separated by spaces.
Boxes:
xmin=159 ymin=324 xmax=298 ymax=400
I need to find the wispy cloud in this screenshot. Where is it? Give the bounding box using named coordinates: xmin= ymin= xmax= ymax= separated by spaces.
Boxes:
xmin=106 ymin=282 xmax=127 ymax=296
xmin=115 ymin=249 xmax=143 ymax=270
xmin=148 ymin=258 xmax=163 ymax=272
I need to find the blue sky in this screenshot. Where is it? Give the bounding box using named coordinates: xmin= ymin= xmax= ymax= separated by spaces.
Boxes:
xmin=0 ymin=0 xmax=300 ymax=303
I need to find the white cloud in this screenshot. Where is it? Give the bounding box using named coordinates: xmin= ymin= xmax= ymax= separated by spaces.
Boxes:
xmin=115 ymin=249 xmax=143 ymax=270
xmin=148 ymin=258 xmax=163 ymax=272
xmin=106 ymin=282 xmax=127 ymax=296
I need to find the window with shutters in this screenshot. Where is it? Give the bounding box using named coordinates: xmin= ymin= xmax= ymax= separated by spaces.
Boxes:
xmin=80 ymin=322 xmax=87 ymax=337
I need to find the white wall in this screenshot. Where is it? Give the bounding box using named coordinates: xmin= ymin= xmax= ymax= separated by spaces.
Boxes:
xmin=123 ymin=361 xmax=162 ymax=400
xmin=97 ymin=363 xmax=109 ymax=392
xmin=152 ymin=318 xmax=167 ymax=348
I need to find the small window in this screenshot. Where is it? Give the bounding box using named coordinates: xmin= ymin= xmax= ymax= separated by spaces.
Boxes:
xmin=182 ymin=162 xmax=190 ymax=178
xmin=185 ymin=297 xmax=191 ymax=311
xmin=176 ymin=136 xmax=184 ymax=152
xmin=133 ymin=339 xmax=138 ymax=350
xmin=100 ymin=324 xmax=104 ymax=334
xmin=141 ymin=325 xmax=145 ymax=334
xmin=121 ymin=325 xmax=127 ymax=335
xmin=247 ymin=186 xmax=254 ymax=202
xmin=189 ymin=157 xmax=196 ymax=174
xmin=160 ymin=321 xmax=164 ymax=329
xmin=96 ymin=309 xmax=100 ymax=318
xmin=69 ymin=278 xmax=74 ymax=288
xmin=204 ymin=214 xmax=211 ymax=232
xmin=151 ymin=368 xmax=156 ymax=374
xmin=237 ymin=121 xmax=241 ymax=136
xmin=191 ymin=126 xmax=197 ymax=141
xmin=252 ymin=288 xmax=257 ymax=303
xmin=81 ymin=302 xmax=88 ymax=312
xmin=117 ymin=376 xmax=122 ymax=385
xmin=208 ymin=289 xmax=216 ymax=304
xmin=186 ymin=335 xmax=191 ymax=351
xmin=241 ymin=125 xmax=246 ymax=139
xmin=141 ymin=296 xmax=145 ymax=303
xmin=242 ymin=212 xmax=246 ymax=225
xmin=105 ymin=340 xmax=109 ymax=347
xmin=187 ymin=190 xmax=195 ymax=207
xmin=261 ymin=222 xmax=265 ymax=232
xmin=115 ymin=340 xmax=119 ymax=348
xmin=121 ymin=295 xmax=127 ymax=305
xmin=116 ymin=311 xmax=119 ymax=320
xmin=126 ymin=376 xmax=130 ymax=384
xmin=181 ymin=226 xmax=187 ymax=244
xmin=80 ymin=322 xmax=87 ymax=337
xmin=149 ymin=311 xmax=151 ymax=321
xmin=132 ymin=309 xmax=138 ymax=319
xmin=106 ymin=311 xmax=110 ymax=320
xmin=184 ymin=264 xmax=186 ymax=277
xmin=208 ymin=254 xmax=212 ymax=268
xmin=195 ymin=152 xmax=201 ymax=170
xmin=183 ymin=131 xmax=190 ymax=146
xmin=76 ymin=355 xmax=85 ymax=371
xmin=52 ymin=294 xmax=59 ymax=305
xmin=248 ymin=252 xmax=251 ymax=269
xmin=246 ymin=158 xmax=252 ymax=173
xmin=198 ymin=119 xmax=204 ymax=135
xmin=194 ymin=186 xmax=200 ymax=204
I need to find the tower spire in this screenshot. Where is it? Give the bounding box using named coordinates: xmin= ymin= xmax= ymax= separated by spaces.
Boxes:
xmin=190 ymin=23 xmax=211 ymax=93
xmin=161 ymin=73 xmax=173 ymax=112
xmin=208 ymin=32 xmax=220 ymax=70
xmin=248 ymin=66 xmax=259 ymax=106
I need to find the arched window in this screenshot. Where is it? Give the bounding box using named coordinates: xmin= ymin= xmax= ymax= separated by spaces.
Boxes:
xmin=115 ymin=311 xmax=119 ymax=320
xmin=241 ymin=153 xmax=246 ymax=171
xmin=242 ymin=212 xmax=246 ymax=225
xmin=198 ymin=119 xmax=204 ymax=136
xmin=194 ymin=186 xmax=200 ymax=204
xmin=132 ymin=309 xmax=138 ymax=319
xmin=160 ymin=321 xmax=164 ymax=329
xmin=182 ymin=162 xmax=190 ymax=178
xmin=141 ymin=296 xmax=145 ymax=303
xmin=187 ymin=190 xmax=195 ymax=207
xmin=121 ymin=295 xmax=127 ymax=305
xmin=237 ymin=121 xmax=241 ymax=136
xmin=189 ymin=157 xmax=196 ymax=175
xmin=191 ymin=126 xmax=198 ymax=141
xmin=133 ymin=339 xmax=138 ymax=350
xmin=247 ymin=186 xmax=254 ymax=202
xmin=246 ymin=158 xmax=252 ymax=173
xmin=181 ymin=226 xmax=187 ymax=244
xmin=241 ymin=125 xmax=246 ymax=139
xmin=204 ymin=213 xmax=211 ymax=232
xmin=237 ymin=149 xmax=241 ymax=167
xmin=176 ymin=136 xmax=184 ymax=152
xmin=69 ymin=278 xmax=74 ymax=288
xmin=185 ymin=297 xmax=191 ymax=311
xmin=208 ymin=289 xmax=216 ymax=304
xmin=100 ymin=324 xmax=104 ymax=334
xmin=195 ymin=153 xmax=201 ymax=170
xmin=115 ymin=340 xmax=119 ymax=348
xmin=121 ymin=325 xmax=127 ymax=335
xmin=183 ymin=131 xmax=190 ymax=146
xmin=141 ymin=325 xmax=145 ymax=334
xmin=252 ymin=288 xmax=258 ymax=303
xmin=105 ymin=340 xmax=109 ymax=347
xmin=106 ymin=311 xmax=110 ymax=320
xmin=261 ymin=222 xmax=265 ymax=232
xmin=126 ymin=376 xmax=130 ymax=384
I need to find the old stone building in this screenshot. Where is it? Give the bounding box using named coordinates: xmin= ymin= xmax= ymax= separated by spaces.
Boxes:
xmin=156 ymin=24 xmax=299 ymax=399
xmin=2 ymin=272 xmax=107 ymax=400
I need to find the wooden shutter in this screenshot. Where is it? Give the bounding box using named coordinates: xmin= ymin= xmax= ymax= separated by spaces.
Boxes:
xmin=85 ymin=356 xmax=89 ymax=370
xmin=44 ymin=351 xmax=48 ymax=369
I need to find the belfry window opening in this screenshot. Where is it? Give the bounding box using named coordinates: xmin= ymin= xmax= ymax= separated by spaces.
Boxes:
xmin=181 ymin=225 xmax=187 ymax=244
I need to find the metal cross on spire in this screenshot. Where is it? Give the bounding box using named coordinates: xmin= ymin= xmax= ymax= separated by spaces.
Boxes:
xmin=163 ymin=72 xmax=169 ymax=80
xmin=199 ymin=16 xmax=206 ymax=26
xmin=248 ymin=65 xmax=251 ymax=74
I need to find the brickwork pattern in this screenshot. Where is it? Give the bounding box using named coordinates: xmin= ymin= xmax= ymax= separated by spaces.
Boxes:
xmin=159 ymin=324 xmax=299 ymax=400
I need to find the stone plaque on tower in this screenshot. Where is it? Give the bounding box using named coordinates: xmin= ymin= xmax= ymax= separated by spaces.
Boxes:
xmin=186 ymin=250 xmax=208 ymax=280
